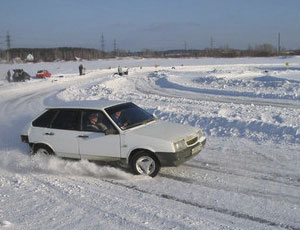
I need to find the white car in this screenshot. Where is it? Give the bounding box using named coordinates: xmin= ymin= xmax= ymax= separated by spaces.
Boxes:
xmin=21 ymin=100 xmax=206 ymax=177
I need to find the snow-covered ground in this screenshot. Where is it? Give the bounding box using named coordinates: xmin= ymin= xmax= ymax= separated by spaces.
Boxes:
xmin=0 ymin=57 xmax=299 ymax=229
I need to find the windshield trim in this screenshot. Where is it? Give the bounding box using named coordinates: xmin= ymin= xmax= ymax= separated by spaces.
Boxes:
xmin=124 ymin=117 xmax=157 ymax=130
xmin=105 ymin=102 xmax=155 ymax=130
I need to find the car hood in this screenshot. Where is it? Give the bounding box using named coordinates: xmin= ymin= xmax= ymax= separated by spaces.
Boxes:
xmin=128 ymin=120 xmax=198 ymax=141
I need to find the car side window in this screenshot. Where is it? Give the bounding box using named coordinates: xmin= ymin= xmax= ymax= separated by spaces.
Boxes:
xmin=51 ymin=110 xmax=81 ymax=131
xmin=82 ymin=110 xmax=117 ymax=134
xmin=32 ymin=109 xmax=58 ymax=128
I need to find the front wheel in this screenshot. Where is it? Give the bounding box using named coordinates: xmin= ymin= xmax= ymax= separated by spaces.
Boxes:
xmin=131 ymin=151 xmax=160 ymax=177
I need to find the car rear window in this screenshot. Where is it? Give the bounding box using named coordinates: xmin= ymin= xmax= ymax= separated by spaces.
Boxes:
xmin=51 ymin=109 xmax=81 ymax=131
xmin=32 ymin=109 xmax=58 ymax=128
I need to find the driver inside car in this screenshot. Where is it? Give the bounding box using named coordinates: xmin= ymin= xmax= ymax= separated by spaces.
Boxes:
xmin=111 ymin=111 xmax=128 ymax=129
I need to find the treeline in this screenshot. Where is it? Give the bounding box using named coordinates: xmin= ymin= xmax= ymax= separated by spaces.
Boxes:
xmin=0 ymin=44 xmax=300 ymax=62
xmin=139 ymin=44 xmax=300 ymax=58
xmin=1 ymin=47 xmax=104 ymax=62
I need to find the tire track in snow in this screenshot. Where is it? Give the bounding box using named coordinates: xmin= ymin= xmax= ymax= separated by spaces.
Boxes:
xmin=135 ymin=72 xmax=300 ymax=109
xmin=0 ymin=92 xmax=47 ymax=149
xmin=30 ymin=174 xmax=218 ymax=230
xmin=185 ymin=161 xmax=300 ymax=189
xmin=104 ymin=178 xmax=300 ymax=230
xmin=30 ymin=175 xmax=152 ymax=230
xmin=159 ymin=172 xmax=300 ymax=206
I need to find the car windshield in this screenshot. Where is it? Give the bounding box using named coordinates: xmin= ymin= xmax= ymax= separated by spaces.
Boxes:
xmin=105 ymin=102 xmax=155 ymax=130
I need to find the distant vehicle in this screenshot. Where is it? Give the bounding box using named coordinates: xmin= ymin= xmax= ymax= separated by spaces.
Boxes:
xmin=7 ymin=69 xmax=31 ymax=82
xmin=21 ymin=101 xmax=206 ymax=177
xmin=36 ymin=70 xmax=51 ymax=78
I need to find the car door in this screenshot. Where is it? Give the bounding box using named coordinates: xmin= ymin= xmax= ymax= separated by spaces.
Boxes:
xmin=46 ymin=109 xmax=81 ymax=159
xmin=78 ymin=110 xmax=121 ymax=161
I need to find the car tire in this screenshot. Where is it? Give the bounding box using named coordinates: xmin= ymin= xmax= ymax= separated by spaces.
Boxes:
xmin=131 ymin=151 xmax=160 ymax=177
xmin=33 ymin=144 xmax=54 ymax=155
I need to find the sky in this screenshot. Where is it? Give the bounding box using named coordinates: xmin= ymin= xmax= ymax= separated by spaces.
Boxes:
xmin=0 ymin=0 xmax=300 ymax=51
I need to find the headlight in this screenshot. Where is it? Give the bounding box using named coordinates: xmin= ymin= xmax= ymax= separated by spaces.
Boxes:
xmin=173 ymin=139 xmax=186 ymax=152
xmin=197 ymin=129 xmax=203 ymax=138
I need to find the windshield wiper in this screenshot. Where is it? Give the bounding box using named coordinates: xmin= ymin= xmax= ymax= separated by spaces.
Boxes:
xmin=141 ymin=117 xmax=156 ymax=125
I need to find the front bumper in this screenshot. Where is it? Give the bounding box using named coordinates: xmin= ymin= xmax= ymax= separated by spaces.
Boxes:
xmin=155 ymin=137 xmax=206 ymax=167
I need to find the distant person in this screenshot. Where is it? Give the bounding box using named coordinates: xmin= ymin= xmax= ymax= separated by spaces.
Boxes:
xmin=6 ymin=70 xmax=11 ymax=82
xmin=79 ymin=64 xmax=84 ymax=76
xmin=118 ymin=66 xmax=123 ymax=76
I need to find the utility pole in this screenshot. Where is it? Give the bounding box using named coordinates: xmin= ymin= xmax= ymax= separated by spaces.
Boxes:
xmin=210 ymin=36 xmax=214 ymax=50
xmin=6 ymin=31 xmax=11 ymax=49
xmin=278 ymin=32 xmax=281 ymax=55
xmin=100 ymin=33 xmax=105 ymax=58
xmin=184 ymin=41 xmax=187 ymax=51
xmin=101 ymin=33 xmax=105 ymax=52
xmin=5 ymin=31 xmax=11 ymax=62
xmin=113 ymin=39 xmax=117 ymax=56
xmin=0 ymin=33 xmax=3 ymax=47
xmin=0 ymin=36 xmax=2 ymax=61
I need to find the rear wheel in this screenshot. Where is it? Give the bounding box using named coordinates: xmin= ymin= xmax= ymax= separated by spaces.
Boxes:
xmin=33 ymin=144 xmax=54 ymax=155
xmin=131 ymin=151 xmax=160 ymax=177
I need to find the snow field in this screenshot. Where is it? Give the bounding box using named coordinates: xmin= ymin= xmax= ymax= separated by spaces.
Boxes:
xmin=0 ymin=57 xmax=300 ymax=229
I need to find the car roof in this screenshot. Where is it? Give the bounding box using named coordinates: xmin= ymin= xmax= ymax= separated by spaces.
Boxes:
xmin=46 ymin=99 xmax=127 ymax=110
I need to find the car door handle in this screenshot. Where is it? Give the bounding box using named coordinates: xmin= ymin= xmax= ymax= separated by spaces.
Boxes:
xmin=78 ymin=135 xmax=89 ymax=139
xmin=44 ymin=132 xmax=54 ymax=136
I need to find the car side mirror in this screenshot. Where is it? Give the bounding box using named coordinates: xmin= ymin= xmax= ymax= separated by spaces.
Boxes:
xmin=105 ymin=128 xmax=119 ymax=135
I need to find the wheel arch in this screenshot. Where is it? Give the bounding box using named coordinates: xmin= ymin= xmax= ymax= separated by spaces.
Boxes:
xmin=32 ymin=143 xmax=55 ymax=155
xmin=128 ymin=148 xmax=160 ymax=166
